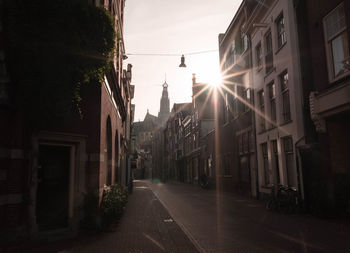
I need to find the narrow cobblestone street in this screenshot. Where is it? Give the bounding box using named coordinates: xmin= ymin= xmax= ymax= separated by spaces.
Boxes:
xmin=8 ymin=180 xmax=350 ymax=253
xmin=16 ymin=180 xmax=197 ymax=253
xmin=147 ymin=180 xmax=350 ymax=253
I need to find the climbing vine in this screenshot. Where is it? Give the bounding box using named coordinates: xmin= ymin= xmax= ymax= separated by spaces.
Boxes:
xmin=3 ymin=0 xmax=116 ymax=127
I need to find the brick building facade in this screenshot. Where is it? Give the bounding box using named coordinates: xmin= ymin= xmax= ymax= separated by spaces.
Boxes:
xmin=0 ymin=0 xmax=134 ymax=241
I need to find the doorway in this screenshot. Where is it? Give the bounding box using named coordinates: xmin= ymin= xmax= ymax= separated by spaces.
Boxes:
xmin=36 ymin=145 xmax=70 ymax=231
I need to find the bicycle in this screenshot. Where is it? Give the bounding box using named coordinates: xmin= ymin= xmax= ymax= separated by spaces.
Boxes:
xmin=266 ymin=184 xmax=300 ymax=214
xmin=199 ymin=174 xmax=210 ymax=189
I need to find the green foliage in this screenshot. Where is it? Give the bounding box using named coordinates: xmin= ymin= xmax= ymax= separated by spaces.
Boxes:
xmin=80 ymin=184 xmax=128 ymax=232
xmin=3 ymin=0 xmax=115 ymax=127
xmin=100 ymin=184 xmax=128 ymax=227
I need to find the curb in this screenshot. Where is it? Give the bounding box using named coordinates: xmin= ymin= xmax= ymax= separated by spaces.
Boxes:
xmin=145 ymin=180 xmax=206 ymax=253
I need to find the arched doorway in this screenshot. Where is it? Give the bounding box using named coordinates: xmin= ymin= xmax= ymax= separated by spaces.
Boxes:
xmin=115 ymin=130 xmax=119 ymax=183
xmin=106 ymin=116 xmax=112 ymax=186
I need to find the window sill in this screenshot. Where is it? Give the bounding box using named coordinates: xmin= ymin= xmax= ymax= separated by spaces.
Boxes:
xmin=261 ymin=184 xmax=274 ymax=190
xmin=258 ymin=130 xmax=266 ymax=135
xmin=279 ymin=119 xmax=292 ymax=127
xmin=266 ymin=125 xmax=277 ymax=131
xmin=264 ymin=67 xmax=276 ymax=80
xmin=242 ymin=109 xmax=251 ymax=116
xmin=328 ymin=70 xmax=350 ymax=86
xmin=275 ymin=41 xmax=287 ymax=55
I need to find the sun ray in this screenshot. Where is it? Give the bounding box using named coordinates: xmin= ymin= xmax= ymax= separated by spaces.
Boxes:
xmin=192 ymin=83 xmax=211 ymax=100
xmin=220 ymin=84 xmax=291 ymax=136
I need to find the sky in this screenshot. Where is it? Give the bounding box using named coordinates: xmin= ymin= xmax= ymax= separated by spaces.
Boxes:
xmin=124 ymin=0 xmax=242 ymax=121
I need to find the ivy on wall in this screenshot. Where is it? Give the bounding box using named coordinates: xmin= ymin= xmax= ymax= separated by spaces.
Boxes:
xmin=3 ymin=0 xmax=116 ymax=127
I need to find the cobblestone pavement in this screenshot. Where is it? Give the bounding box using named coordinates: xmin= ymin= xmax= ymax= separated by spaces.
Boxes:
xmin=146 ymin=180 xmax=350 ymax=253
xmin=14 ymin=180 xmax=198 ymax=253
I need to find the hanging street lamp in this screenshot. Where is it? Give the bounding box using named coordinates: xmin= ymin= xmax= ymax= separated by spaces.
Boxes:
xmin=179 ymin=54 xmax=186 ymax=68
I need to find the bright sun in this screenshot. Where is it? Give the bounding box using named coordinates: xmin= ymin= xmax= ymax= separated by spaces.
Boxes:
xmin=197 ymin=61 xmax=223 ymax=88
xmin=191 ymin=54 xmax=223 ymax=88
xmin=206 ymin=70 xmax=223 ymax=88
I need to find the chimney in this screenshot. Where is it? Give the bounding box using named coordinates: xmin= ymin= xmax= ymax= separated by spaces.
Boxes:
xmin=127 ymin=63 xmax=133 ymax=81
xmin=192 ymin=73 xmax=196 ymax=85
xmin=218 ymin=33 xmax=225 ymax=44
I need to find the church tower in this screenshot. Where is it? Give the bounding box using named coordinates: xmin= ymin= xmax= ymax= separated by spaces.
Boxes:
xmin=158 ymin=80 xmax=170 ymax=126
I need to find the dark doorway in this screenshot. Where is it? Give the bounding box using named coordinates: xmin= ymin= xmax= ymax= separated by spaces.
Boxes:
xmin=36 ymin=145 xmax=70 ymax=231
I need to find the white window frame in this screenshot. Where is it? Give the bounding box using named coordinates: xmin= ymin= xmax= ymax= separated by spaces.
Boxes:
xmin=268 ymin=81 xmax=276 ymax=127
xmin=275 ymin=12 xmax=286 ymax=49
xmin=258 ymin=89 xmax=266 ymax=132
xmin=323 ymin=2 xmax=350 ymax=82
xmin=265 ymin=30 xmax=274 ymax=74
xmin=255 ymin=42 xmax=263 ymax=71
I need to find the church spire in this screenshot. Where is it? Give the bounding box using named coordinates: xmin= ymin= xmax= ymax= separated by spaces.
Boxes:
xmin=158 ymin=77 xmax=170 ymax=126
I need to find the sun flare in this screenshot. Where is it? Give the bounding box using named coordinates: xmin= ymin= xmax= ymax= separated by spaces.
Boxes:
xmin=201 ymin=67 xmax=223 ymax=88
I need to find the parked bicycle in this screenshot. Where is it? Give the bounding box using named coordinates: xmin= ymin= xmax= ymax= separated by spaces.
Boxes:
xmin=266 ymin=184 xmax=300 ymax=214
xmin=199 ymin=174 xmax=210 ymax=189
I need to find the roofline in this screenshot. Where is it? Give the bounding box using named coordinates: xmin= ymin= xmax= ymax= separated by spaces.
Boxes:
xmin=219 ymin=0 xmax=246 ymax=47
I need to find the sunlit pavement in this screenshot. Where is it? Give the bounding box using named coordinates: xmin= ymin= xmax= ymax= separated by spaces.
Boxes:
xmin=146 ymin=180 xmax=350 ymax=253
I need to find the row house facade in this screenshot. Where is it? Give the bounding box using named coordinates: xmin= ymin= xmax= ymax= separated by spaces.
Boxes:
xmin=216 ymin=0 xmax=306 ymax=199
xmin=152 ymin=75 xmax=215 ymax=185
xmin=163 ymin=103 xmax=192 ymax=182
xmin=135 ymin=80 xmax=170 ymax=181
xmin=0 ymin=0 xmax=134 ymax=241
xmin=215 ymin=0 xmax=349 ymax=215
xmin=249 ymin=0 xmax=305 ymax=199
xmin=186 ymin=75 xmax=215 ymax=184
xmin=131 ymin=111 xmax=158 ymax=179
xmin=152 ymin=125 xmax=165 ymax=181
xmin=217 ymin=0 xmax=258 ymax=196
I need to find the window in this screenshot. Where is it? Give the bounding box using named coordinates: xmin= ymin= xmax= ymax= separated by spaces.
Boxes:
xmin=235 ymin=34 xmax=243 ymax=55
xmin=271 ymin=140 xmax=280 ymax=184
xmin=230 ymin=85 xmax=238 ymax=118
xmin=244 ymin=88 xmax=251 ymax=112
xmin=249 ymin=130 xmax=254 ymax=152
xmin=280 ymin=71 xmax=291 ymax=122
xmin=238 ymin=134 xmax=243 ymax=154
xmin=243 ymin=132 xmax=249 ymax=153
xmin=276 ymin=13 xmax=286 ymax=48
xmin=261 ymin=143 xmax=270 ymax=185
xmin=106 ymin=117 xmax=112 ymax=186
xmin=226 ymin=40 xmax=236 ymax=68
xmin=242 ymin=31 xmax=249 ymax=53
xmin=224 ymin=155 xmax=231 ymax=176
xmin=324 ymin=3 xmax=349 ymax=80
xmin=283 ymin=136 xmax=296 ymax=187
xmin=258 ymin=90 xmax=265 ymax=131
xmin=265 ymin=31 xmax=274 ymax=73
xmin=240 ymin=156 xmax=250 ymax=182
xmin=115 ymin=132 xmax=119 ymax=183
xmin=224 ymin=93 xmax=229 ymax=123
xmin=238 ymin=132 xmax=250 ymax=154
xmin=256 ymin=42 xmax=263 ymax=70
xmin=108 ymin=0 xmax=112 ymax=11
xmin=208 ymin=154 xmax=213 ymax=177
xmin=268 ymin=82 xmax=276 ymax=124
